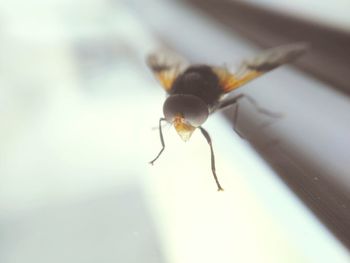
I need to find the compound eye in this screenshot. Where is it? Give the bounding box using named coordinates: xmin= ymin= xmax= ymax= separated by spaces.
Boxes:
xmin=163 ymin=95 xmax=209 ymax=127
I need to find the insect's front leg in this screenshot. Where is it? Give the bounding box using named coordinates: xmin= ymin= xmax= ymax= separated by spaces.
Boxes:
xmin=150 ymin=118 xmax=167 ymax=165
xmin=199 ymin=126 xmax=224 ymax=191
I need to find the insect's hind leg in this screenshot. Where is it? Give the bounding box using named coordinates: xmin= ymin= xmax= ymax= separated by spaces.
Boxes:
xmin=149 ymin=118 xmax=167 ymax=165
xmin=241 ymin=94 xmax=282 ymax=118
xmin=232 ymin=102 xmax=245 ymax=138
xmin=218 ymin=93 xmax=281 ymax=117
xmin=218 ymin=94 xmax=282 ymax=137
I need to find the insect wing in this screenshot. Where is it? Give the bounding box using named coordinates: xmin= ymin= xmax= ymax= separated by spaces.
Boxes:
xmin=147 ymin=49 xmax=189 ymax=92
xmin=214 ymin=42 xmax=308 ymax=93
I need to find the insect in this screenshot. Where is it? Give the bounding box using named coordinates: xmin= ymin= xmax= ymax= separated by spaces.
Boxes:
xmin=147 ymin=43 xmax=308 ymax=191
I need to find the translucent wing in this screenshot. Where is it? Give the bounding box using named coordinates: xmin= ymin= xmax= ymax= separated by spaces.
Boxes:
xmin=147 ymin=49 xmax=189 ymax=92
xmin=214 ymin=42 xmax=309 ymax=93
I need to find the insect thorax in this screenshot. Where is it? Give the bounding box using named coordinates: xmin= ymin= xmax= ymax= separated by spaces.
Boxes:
xmin=170 ymin=65 xmax=222 ymax=107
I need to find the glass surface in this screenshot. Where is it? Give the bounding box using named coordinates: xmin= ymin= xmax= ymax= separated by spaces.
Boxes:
xmin=0 ymin=0 xmax=349 ymax=262
xmin=244 ymin=0 xmax=350 ymax=31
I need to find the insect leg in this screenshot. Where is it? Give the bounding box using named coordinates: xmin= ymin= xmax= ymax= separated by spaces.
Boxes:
xmin=232 ymin=102 xmax=245 ymax=138
xmin=242 ymin=94 xmax=282 ymax=118
xmin=218 ymin=94 xmax=282 ymax=135
xmin=199 ymin=126 xmax=224 ymax=191
xmin=149 ymin=118 xmax=167 ymax=165
xmin=218 ymin=93 xmax=280 ymax=117
xmin=217 ymin=93 xmax=245 ymax=111
xmin=151 ymin=121 xmax=168 ymax=131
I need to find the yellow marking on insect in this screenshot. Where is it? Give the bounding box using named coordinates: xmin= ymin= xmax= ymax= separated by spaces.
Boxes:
xmin=214 ymin=67 xmax=262 ymax=93
xmin=173 ymin=114 xmax=196 ymax=141
xmin=155 ymin=71 xmax=176 ymax=91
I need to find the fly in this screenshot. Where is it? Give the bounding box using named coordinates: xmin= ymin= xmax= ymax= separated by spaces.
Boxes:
xmin=147 ymin=43 xmax=308 ymax=191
